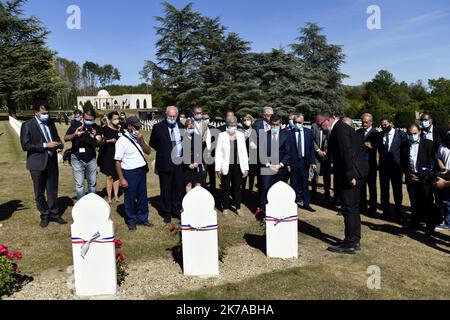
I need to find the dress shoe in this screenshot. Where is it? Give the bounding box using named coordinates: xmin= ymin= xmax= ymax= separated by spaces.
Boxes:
xmin=139 ymin=222 xmax=154 ymax=228
xmin=128 ymin=225 xmax=137 ymax=231
xmin=336 ymin=240 xmax=361 ymax=251
xmin=327 ymin=243 xmax=357 ymax=254
xmin=302 ymin=205 xmax=316 ymax=213
xmin=40 ymin=219 xmax=50 ymax=228
xmin=163 ymin=215 xmax=172 ymax=224
xmin=50 ymin=216 xmax=68 ymax=225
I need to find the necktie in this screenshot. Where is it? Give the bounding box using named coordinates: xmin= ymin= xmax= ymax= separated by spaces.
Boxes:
xmin=41 ymin=123 xmax=51 ymax=142
xmin=41 ymin=123 xmax=53 ymax=156
xmin=298 ymin=131 xmax=304 ymax=159
xmin=384 ymin=133 xmax=390 ymax=151
xmin=170 ymin=127 xmax=177 ymax=149
xmin=319 ymin=130 xmax=323 ymax=150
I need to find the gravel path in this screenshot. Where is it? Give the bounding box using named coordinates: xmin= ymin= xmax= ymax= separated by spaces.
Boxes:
xmin=5 ymin=244 xmax=312 ymax=300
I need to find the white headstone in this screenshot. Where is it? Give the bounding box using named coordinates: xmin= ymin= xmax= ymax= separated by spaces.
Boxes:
xmin=181 ymin=187 xmax=219 ymax=277
xmin=265 ymin=181 xmax=298 ymax=259
xmin=71 ymin=193 xmax=117 ymax=296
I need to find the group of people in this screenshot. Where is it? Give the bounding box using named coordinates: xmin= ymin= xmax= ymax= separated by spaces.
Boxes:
xmin=20 ymin=99 xmax=450 ymax=255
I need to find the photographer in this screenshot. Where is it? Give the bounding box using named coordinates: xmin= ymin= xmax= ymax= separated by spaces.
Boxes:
xmin=435 ymin=133 xmax=450 ymax=230
xmin=400 ymin=124 xmax=436 ymax=232
xmin=64 ymin=108 xmax=102 ymax=200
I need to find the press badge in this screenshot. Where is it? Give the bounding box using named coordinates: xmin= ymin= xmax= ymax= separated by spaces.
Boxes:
xmin=79 ymin=148 xmax=86 ymax=153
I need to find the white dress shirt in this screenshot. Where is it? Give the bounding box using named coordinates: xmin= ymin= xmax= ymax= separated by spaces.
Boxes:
xmin=383 ymin=128 xmax=396 ymax=151
xmin=168 ymin=124 xmax=183 ymax=157
xmin=409 ymin=138 xmax=420 ymax=173
xmin=423 ymin=126 xmax=434 ymax=141
xmin=114 ymin=133 xmax=146 ymax=170
xmin=295 ymin=129 xmax=305 ymax=158
xmin=438 ymin=145 xmax=450 ymax=169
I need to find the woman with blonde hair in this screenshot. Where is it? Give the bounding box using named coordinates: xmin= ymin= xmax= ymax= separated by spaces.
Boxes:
xmin=241 ymin=114 xmax=258 ymax=200
xmin=216 ymin=116 xmax=249 ymax=216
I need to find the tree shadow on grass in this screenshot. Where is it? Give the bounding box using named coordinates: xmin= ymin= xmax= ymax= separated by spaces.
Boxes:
xmin=298 ymin=220 xmax=341 ymax=246
xmin=0 ymin=200 xmax=25 ymax=222
xmin=362 ymin=221 xmax=450 ymax=255
xmin=57 ymin=197 xmax=74 ymax=217
xmin=243 ymin=233 xmax=266 ymax=255
xmin=148 ymin=195 xmax=165 ymax=220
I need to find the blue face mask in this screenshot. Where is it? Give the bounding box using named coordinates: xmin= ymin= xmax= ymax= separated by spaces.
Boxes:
xmin=295 ymin=123 xmax=303 ymax=131
xmin=187 ymin=128 xmax=195 ymax=135
xmin=194 ymin=114 xmax=203 ymax=121
xmin=84 ymin=120 xmax=94 ymax=127
xmin=132 ymin=131 xmax=140 ymax=138
xmin=408 ymin=135 xmax=419 ymax=143
xmin=167 ymin=118 xmax=176 ymax=125
xmin=272 ymin=127 xmax=280 ymax=134
xmin=421 ymin=120 xmax=430 ymax=129
xmin=74 ymin=116 xmax=82 ymax=122
xmin=39 ymin=114 xmax=49 ymax=123
xmin=288 ymin=120 xmax=295 ymax=128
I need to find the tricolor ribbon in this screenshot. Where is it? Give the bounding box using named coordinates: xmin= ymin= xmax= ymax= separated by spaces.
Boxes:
xmin=181 ymin=224 xmax=218 ymax=231
xmin=265 ymin=215 xmax=298 ymax=226
xmin=71 ymin=232 xmax=115 ymax=259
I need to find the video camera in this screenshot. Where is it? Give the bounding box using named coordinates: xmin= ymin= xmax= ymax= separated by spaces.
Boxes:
xmin=417 ymin=167 xmax=450 ymax=184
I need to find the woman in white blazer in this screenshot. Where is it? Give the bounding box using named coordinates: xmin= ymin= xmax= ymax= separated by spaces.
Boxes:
xmin=215 ymin=116 xmax=249 ymax=216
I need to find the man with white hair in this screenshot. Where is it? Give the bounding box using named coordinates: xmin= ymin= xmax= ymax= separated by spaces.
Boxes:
xmin=356 ymin=113 xmax=378 ymax=216
xmin=150 ymin=106 xmax=186 ymax=224
xmin=253 ymin=107 xmax=274 ymax=133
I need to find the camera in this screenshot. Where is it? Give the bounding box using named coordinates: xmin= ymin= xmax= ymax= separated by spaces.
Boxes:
xmin=417 ymin=167 xmax=450 ymax=184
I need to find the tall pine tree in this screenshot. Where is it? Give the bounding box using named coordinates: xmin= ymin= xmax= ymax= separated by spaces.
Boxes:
xmin=0 ymin=0 xmax=60 ymax=114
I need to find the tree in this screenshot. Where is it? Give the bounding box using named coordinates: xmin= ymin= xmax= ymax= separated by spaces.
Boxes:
xmin=0 ymin=0 xmax=61 ymax=114
xmin=290 ymin=22 xmax=347 ymax=115
xmin=54 ymin=57 xmax=80 ymax=109
xmin=144 ymin=2 xmax=203 ymax=107
xmin=98 ymin=64 xmax=121 ymax=88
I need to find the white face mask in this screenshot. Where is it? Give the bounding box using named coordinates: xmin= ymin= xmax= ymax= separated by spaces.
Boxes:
xmin=244 ymin=120 xmax=252 ymax=127
xmin=227 ymin=127 xmax=237 ymax=135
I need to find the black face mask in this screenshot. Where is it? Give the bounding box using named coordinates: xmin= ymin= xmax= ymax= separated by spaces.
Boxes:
xmin=382 ymin=126 xmax=392 ymax=133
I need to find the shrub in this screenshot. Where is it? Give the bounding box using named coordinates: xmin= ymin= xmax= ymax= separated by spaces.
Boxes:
xmin=114 ymin=239 xmax=127 ymax=286
xmin=0 ymin=244 xmax=23 ymax=297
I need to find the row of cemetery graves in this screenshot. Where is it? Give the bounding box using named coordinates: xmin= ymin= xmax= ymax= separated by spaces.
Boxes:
xmin=71 ymin=182 xmax=298 ymax=297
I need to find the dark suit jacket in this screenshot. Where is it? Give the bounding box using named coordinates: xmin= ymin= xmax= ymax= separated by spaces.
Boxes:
xmin=20 ymin=117 xmax=62 ymax=171
xmin=287 ymin=127 xmax=317 ymax=168
xmin=356 ymin=127 xmax=378 ymax=173
xmin=422 ymin=125 xmax=448 ymax=148
xmin=259 ymin=130 xmax=290 ymax=174
xmin=375 ymin=128 xmax=407 ymax=170
xmin=149 ymin=120 xmax=185 ymax=173
xmin=253 ymin=119 xmax=270 ymax=134
xmin=400 ymin=138 xmax=435 ymax=177
xmin=328 ymin=120 xmax=368 ymax=186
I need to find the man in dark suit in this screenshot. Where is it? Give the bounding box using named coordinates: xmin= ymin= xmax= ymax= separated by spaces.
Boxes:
xmin=375 ymin=116 xmax=407 ymax=222
xmin=20 ymin=100 xmax=67 ymax=228
xmin=319 ymin=112 xmax=368 ymax=254
xmin=311 ymin=114 xmax=331 ymax=203
xmin=203 ymin=112 xmax=217 ymax=196
xmin=420 ymin=112 xmax=448 ymax=148
xmin=287 ymin=114 xmax=317 ymax=212
xmin=256 ymin=115 xmax=290 ymax=214
xmin=253 ymin=107 xmax=274 ymax=134
xmin=149 ymin=106 xmax=185 ymax=224
xmin=356 ymin=113 xmax=378 ymax=216
xmin=401 ymin=123 xmax=439 ymax=234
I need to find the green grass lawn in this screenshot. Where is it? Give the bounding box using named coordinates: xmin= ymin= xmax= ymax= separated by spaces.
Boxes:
xmin=0 ymin=120 xmax=449 ymax=299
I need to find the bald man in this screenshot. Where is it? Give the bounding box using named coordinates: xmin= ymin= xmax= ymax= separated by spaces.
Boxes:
xmin=150 ymin=106 xmax=186 ymax=224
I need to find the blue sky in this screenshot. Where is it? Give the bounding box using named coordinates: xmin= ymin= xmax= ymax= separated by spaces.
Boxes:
xmin=24 ymin=0 xmax=450 ymax=86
